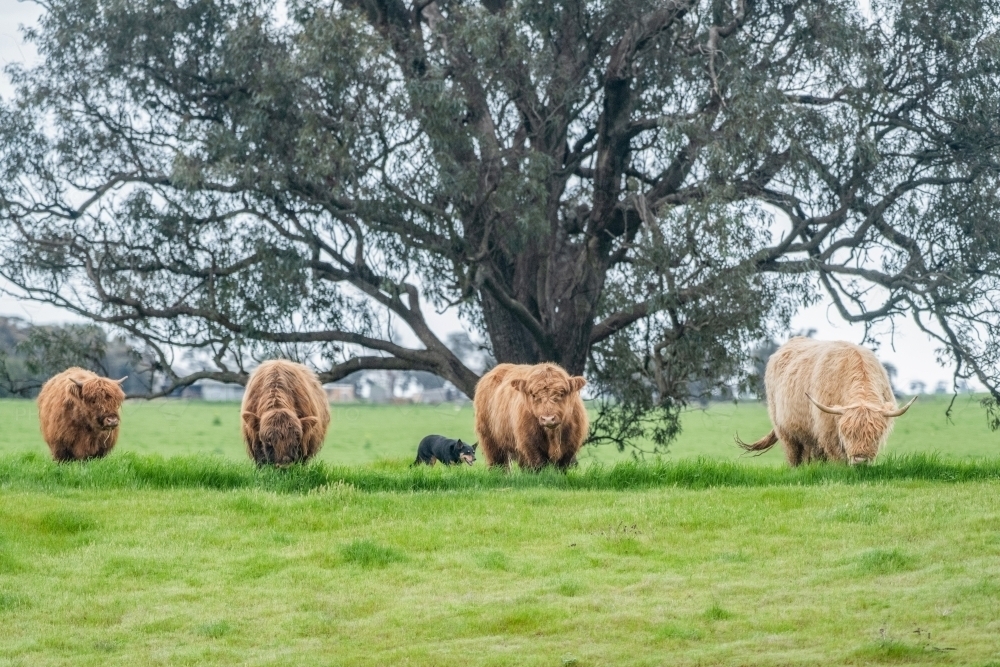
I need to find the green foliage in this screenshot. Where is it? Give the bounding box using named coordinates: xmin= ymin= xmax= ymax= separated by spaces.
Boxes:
xmin=0 ymin=317 xmax=147 ymax=397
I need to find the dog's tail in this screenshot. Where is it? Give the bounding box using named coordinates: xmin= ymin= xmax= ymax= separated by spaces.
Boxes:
xmin=412 ymin=456 xmax=421 ymax=467
xmin=735 ymin=429 xmax=778 ymax=456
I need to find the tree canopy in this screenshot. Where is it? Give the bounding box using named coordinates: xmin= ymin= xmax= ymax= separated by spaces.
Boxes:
xmin=3 ymin=0 xmax=1000 ymax=447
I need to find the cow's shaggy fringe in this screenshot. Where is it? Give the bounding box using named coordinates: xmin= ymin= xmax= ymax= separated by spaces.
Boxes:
xmin=1 ymin=451 xmax=999 ymax=494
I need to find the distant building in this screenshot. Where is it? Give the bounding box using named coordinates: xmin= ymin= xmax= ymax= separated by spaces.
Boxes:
xmin=416 ymin=384 xmax=468 ymax=404
xmin=418 ymin=387 xmax=450 ymax=404
xmin=324 ymin=383 xmax=356 ymax=403
xmin=198 ymin=380 xmax=245 ymax=402
xmin=348 ymin=370 xmax=468 ymax=404
xmin=172 ymin=370 xmax=469 ymax=404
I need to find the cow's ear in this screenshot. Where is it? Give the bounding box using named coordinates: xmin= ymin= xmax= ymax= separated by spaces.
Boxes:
xmin=510 ymin=379 xmax=526 ymax=393
xmin=300 ymin=415 xmax=320 ymax=432
xmin=241 ymin=411 xmax=258 ymax=430
xmin=569 ymin=376 xmax=587 ymax=392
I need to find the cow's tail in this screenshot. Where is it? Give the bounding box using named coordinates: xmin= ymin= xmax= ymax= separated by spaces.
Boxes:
xmin=735 ymin=429 xmax=778 ymax=455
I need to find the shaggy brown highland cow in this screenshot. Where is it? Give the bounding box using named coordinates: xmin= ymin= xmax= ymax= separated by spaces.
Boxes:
xmin=37 ymin=367 xmax=127 ymax=462
xmin=738 ymin=337 xmax=916 ymax=465
xmin=474 ymin=363 xmax=588 ymax=471
xmin=241 ymin=360 xmax=330 ymax=466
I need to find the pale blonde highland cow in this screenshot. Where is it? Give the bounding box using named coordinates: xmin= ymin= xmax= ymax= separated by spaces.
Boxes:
xmin=738 ymin=337 xmax=916 ymax=465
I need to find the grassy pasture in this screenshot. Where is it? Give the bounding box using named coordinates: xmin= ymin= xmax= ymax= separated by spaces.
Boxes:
xmin=0 ymin=393 xmax=996 ymax=464
xmin=1 ymin=396 xmax=999 ymax=665
xmin=2 ymin=459 xmax=1000 ymax=665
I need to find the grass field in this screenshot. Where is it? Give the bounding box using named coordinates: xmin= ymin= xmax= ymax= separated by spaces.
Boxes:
xmin=2 ymin=396 xmax=1000 ymax=665
xmin=1 ymin=393 xmax=997 ymax=464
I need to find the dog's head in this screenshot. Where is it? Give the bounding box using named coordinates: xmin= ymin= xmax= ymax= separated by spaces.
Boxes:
xmin=456 ymin=440 xmax=477 ymax=466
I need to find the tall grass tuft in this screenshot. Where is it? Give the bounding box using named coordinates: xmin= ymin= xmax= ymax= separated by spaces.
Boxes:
xmin=2 ymin=451 xmax=1000 ymax=494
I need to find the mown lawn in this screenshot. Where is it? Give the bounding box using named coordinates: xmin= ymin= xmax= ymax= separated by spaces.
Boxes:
xmin=1 ymin=393 xmax=996 ymax=464
xmin=1 ymin=458 xmax=1000 ymax=666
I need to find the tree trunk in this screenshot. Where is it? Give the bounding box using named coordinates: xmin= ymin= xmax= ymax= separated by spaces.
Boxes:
xmin=481 ymin=238 xmax=606 ymax=377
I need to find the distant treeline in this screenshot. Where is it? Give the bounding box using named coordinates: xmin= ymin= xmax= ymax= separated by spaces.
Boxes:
xmin=0 ymin=317 xmax=148 ymax=397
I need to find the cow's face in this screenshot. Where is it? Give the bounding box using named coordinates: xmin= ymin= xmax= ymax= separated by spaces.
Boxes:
xmin=254 ymin=409 xmax=320 ymax=466
xmin=807 ymin=394 xmax=916 ymax=465
xmin=258 ymin=409 xmax=303 ymax=466
xmin=73 ymin=377 xmax=126 ymax=430
xmin=511 ymin=367 xmax=586 ymax=431
xmin=837 ymin=406 xmax=892 ymax=464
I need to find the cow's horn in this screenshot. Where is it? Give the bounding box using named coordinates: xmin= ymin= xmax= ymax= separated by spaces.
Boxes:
xmin=806 ymin=393 xmax=845 ymax=416
xmin=115 ymin=376 xmax=128 ymax=384
xmin=882 ymin=395 xmax=917 ymax=418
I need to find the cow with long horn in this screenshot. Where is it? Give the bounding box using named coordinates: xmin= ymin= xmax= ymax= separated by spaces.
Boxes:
xmin=737 ymin=337 xmax=917 ymax=465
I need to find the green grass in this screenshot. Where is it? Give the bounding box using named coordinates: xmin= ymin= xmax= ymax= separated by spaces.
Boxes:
xmin=2 ymin=395 xmax=999 ymax=664
xmin=1 ymin=467 xmax=999 ymax=665
xmin=1 ymin=393 xmax=997 ymax=464
xmin=4 ymin=451 xmax=1000 ymax=494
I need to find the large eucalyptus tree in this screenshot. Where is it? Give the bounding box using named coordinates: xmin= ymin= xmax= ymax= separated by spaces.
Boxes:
xmin=3 ymin=0 xmax=1000 ymax=447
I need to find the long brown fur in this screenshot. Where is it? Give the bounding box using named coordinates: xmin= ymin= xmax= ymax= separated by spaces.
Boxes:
xmin=37 ymin=367 xmax=126 ymax=462
xmin=740 ymin=337 xmax=909 ymax=466
xmin=473 ymin=363 xmax=588 ymax=471
xmin=241 ymin=360 xmax=330 ymax=466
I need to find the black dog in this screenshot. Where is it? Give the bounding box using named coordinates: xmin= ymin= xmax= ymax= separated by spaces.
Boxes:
xmin=413 ymin=435 xmax=477 ymax=466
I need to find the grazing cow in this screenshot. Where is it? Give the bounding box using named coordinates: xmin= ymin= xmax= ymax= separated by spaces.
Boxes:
xmin=241 ymin=360 xmax=330 ymax=466
xmin=737 ymin=337 xmax=916 ymax=465
xmin=474 ymin=363 xmax=588 ymax=471
xmin=413 ymin=435 xmax=477 ymax=466
xmin=37 ymin=368 xmax=127 ymax=462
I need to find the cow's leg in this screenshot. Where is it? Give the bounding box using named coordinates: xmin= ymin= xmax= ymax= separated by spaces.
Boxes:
xmin=488 ymin=448 xmax=510 ymax=471
xmin=72 ymin=435 xmax=99 ymax=461
xmin=800 ymin=433 xmax=826 ymax=464
xmin=515 ymin=442 xmax=546 ymax=472
xmin=813 ymin=419 xmax=845 ymax=462
xmin=478 ymin=434 xmax=506 ymax=469
xmin=51 ymin=440 xmax=75 ymax=462
xmin=774 ymin=428 xmax=804 ymax=466
xmin=782 ymin=438 xmax=805 ymax=466
xmin=555 ymin=451 xmax=579 ymax=471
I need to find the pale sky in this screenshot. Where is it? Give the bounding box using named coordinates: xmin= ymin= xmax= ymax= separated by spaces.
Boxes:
xmin=0 ymin=0 xmax=967 ymax=393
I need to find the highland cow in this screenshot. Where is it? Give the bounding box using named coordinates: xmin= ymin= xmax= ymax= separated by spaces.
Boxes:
xmin=37 ymin=367 xmax=127 ymax=462
xmin=474 ymin=363 xmax=588 ymax=471
xmin=241 ymin=360 xmax=330 ymax=466
xmin=738 ymin=337 xmax=916 ymax=465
